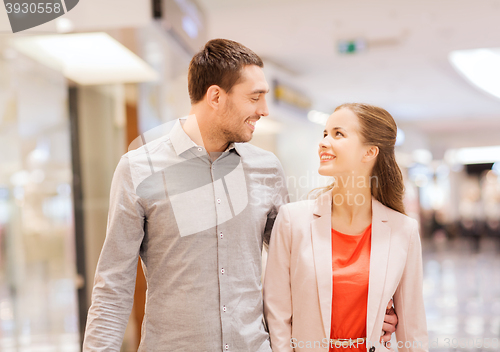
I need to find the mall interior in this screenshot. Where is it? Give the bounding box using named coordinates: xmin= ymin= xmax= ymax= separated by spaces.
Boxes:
xmin=1 ymin=0 xmax=500 ymax=351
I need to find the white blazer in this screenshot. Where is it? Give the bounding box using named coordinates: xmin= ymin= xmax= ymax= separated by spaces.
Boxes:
xmin=263 ymin=191 xmax=428 ymax=352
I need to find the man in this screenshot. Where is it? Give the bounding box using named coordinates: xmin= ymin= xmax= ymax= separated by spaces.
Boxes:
xmin=83 ymin=39 xmax=396 ymax=351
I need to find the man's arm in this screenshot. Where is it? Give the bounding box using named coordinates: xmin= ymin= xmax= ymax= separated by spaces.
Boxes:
xmin=263 ymin=158 xmax=289 ymax=247
xmin=83 ymin=155 xmax=145 ymax=352
xmin=382 ymin=299 xmax=398 ymax=343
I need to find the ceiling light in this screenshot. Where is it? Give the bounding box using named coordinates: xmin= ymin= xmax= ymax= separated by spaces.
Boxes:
xmin=449 ymin=48 xmax=500 ymax=99
xmin=12 ymin=32 xmax=158 ymax=85
xmin=445 ymin=145 xmax=500 ymax=165
xmin=55 ymin=18 xmax=74 ymax=33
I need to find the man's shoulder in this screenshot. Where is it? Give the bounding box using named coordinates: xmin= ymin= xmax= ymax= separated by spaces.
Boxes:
xmin=235 ymin=142 xmax=277 ymax=157
xmin=125 ymin=134 xmax=172 ymax=160
xmin=116 ymin=135 xmax=175 ymax=193
xmin=234 ymin=143 xmax=280 ymax=166
xmin=122 ymin=134 xmax=179 ymax=173
xmin=235 ymin=144 xmax=285 ymax=183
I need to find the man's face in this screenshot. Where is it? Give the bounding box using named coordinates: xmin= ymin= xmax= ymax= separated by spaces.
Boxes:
xmin=216 ymin=65 xmax=270 ymax=143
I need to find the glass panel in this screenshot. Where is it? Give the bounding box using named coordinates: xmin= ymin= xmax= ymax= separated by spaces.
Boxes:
xmin=0 ymin=49 xmax=80 ymax=351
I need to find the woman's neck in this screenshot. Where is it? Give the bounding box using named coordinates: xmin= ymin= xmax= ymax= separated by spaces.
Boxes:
xmin=330 ymin=174 xmax=372 ymax=232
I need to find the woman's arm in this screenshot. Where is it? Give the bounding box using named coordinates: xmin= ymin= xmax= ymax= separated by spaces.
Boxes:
xmin=393 ymin=220 xmax=429 ymax=352
xmin=263 ymin=205 xmax=294 ymax=352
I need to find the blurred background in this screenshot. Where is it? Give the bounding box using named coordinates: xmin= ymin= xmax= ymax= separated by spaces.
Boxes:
xmin=0 ymin=0 xmax=500 ymax=351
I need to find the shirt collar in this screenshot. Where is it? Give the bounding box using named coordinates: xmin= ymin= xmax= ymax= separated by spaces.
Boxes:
xmin=169 ymin=118 xmax=196 ymax=156
xmin=170 ymin=118 xmax=241 ymax=157
xmin=230 ymin=143 xmax=242 ymax=156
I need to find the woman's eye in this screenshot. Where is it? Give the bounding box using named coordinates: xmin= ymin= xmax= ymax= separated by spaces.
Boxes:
xmin=336 ymin=131 xmax=343 ymax=137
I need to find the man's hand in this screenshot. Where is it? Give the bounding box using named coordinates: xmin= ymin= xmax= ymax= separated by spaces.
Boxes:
xmin=380 ymin=299 xmax=397 ymax=343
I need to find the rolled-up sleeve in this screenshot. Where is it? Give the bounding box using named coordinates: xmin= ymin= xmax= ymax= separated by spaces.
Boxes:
xmin=83 ymin=155 xmax=145 ymax=351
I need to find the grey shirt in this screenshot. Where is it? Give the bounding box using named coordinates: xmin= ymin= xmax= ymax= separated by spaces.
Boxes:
xmin=83 ymin=118 xmax=289 ymax=351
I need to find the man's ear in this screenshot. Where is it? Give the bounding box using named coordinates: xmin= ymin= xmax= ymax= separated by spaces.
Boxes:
xmin=363 ymin=146 xmax=379 ymax=163
xmin=205 ymin=85 xmax=223 ymax=110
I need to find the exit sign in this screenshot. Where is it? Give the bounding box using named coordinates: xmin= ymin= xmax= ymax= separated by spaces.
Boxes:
xmin=338 ymin=39 xmax=367 ymax=54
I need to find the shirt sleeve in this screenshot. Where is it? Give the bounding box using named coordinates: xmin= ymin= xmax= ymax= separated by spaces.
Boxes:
xmin=83 ymin=155 xmax=145 ymax=351
xmin=263 ymin=157 xmax=289 ymax=246
xmin=393 ymin=219 xmax=429 ymax=352
xmin=263 ymin=204 xmax=294 ymax=352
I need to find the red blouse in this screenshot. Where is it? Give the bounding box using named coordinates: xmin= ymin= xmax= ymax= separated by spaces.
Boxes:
xmin=329 ymin=225 xmax=371 ymax=352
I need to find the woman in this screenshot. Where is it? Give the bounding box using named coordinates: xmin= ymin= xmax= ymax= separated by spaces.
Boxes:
xmin=263 ymin=103 xmax=428 ymax=352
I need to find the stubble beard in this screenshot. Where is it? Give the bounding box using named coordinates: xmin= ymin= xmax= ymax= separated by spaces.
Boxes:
xmin=217 ymin=102 xmax=253 ymax=144
xmin=221 ymin=124 xmax=252 ymax=144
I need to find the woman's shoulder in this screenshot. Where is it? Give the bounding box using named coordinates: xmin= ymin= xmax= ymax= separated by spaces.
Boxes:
xmin=375 ymin=200 xmax=419 ymax=233
xmin=274 ymin=200 xmax=317 ymax=238
xmin=280 ymin=199 xmax=316 ymax=216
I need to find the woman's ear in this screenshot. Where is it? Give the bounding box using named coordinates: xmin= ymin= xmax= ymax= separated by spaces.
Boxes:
xmin=205 ymin=85 xmax=223 ymax=110
xmin=363 ymin=146 xmax=379 ymax=163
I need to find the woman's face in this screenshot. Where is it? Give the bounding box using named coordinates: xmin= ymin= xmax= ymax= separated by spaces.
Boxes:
xmin=318 ymin=108 xmax=374 ymax=178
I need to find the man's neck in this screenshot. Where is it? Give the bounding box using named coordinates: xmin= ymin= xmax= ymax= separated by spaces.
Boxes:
xmin=182 ymin=111 xmax=229 ymax=154
xmin=182 ymin=114 xmax=204 ymax=147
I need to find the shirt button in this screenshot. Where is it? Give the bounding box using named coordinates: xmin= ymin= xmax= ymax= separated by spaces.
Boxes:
xmin=221 ymin=268 xmax=224 ymax=274
xmin=220 ymin=232 xmax=223 ymax=239
xmin=217 ymin=198 xmax=221 ymax=204
xmin=197 ymin=147 xmax=202 ymax=151
xmin=223 ymin=305 xmax=226 ymax=312
xmin=225 ymin=344 xmax=229 ymax=350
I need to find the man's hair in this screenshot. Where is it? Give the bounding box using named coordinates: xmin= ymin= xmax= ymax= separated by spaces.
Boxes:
xmin=188 ymin=39 xmax=264 ymax=104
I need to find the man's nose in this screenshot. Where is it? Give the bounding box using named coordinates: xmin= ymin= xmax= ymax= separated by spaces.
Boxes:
xmin=258 ymin=99 xmax=269 ymax=117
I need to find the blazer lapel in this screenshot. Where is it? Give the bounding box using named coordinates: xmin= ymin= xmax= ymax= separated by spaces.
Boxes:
xmin=311 ymin=191 xmax=333 ymax=340
xmin=366 ymin=197 xmax=392 ymax=343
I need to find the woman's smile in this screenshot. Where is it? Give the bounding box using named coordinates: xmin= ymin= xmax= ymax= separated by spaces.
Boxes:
xmin=319 ymin=152 xmax=336 ymax=162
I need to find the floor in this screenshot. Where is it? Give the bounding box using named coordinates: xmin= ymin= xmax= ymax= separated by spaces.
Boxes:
xmin=421 ymin=235 xmax=500 ymax=352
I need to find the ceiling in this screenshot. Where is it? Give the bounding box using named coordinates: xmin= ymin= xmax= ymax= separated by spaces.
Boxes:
xmin=1 ymin=0 xmax=498 ymax=145
xmin=197 ymin=0 xmax=500 ymax=129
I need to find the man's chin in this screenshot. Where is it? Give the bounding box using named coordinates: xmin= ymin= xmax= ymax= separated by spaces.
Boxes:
xmin=232 ymin=132 xmax=253 ymax=144
xmin=242 ymin=133 xmax=254 ymax=143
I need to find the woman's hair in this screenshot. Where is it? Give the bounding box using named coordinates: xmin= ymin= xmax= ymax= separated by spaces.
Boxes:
xmin=314 ymin=103 xmax=406 ymax=214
